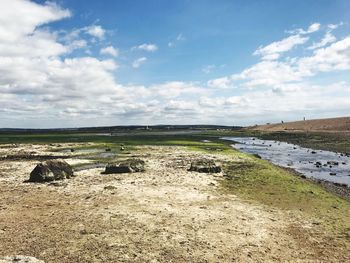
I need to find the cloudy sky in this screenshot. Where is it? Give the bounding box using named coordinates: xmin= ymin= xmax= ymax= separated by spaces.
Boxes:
xmin=1 ymin=0 xmax=350 ymax=128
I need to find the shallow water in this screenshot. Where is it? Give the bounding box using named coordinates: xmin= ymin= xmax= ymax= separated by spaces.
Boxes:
xmin=223 ymin=137 xmax=350 ymax=187
xmin=59 ymin=148 xmax=117 ymax=159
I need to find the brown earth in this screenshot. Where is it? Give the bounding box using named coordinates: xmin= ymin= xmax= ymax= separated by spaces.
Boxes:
xmin=0 ymin=144 xmax=349 ymax=262
xmin=251 ymin=116 xmax=350 ymax=133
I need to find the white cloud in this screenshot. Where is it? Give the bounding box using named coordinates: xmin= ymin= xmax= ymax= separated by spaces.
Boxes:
xmin=69 ymin=39 xmax=87 ymax=50
xmin=0 ymin=0 xmax=131 ymax=126
xmin=0 ymin=0 xmax=70 ymax=42
xmin=150 ymin=81 xmax=205 ymax=99
xmin=165 ymin=100 xmax=197 ymax=111
xmin=132 ymin=57 xmax=147 ymax=68
xmin=307 ymin=32 xmax=336 ymax=50
xmin=100 ymin=46 xmax=119 ymax=57
xmin=202 ymin=65 xmax=215 ymax=74
xmin=85 ymin=25 xmax=105 ymax=39
xmin=328 ymin=22 xmax=344 ymax=30
xmin=306 ymin=23 xmax=321 ymax=34
xmin=298 ymin=36 xmax=350 ymax=73
xmin=1 ymin=3 xmax=349 ymax=128
xmin=168 ymin=33 xmax=185 ymax=47
xmin=231 ymin=60 xmax=302 ymax=87
xmin=288 ymin=23 xmax=321 ymax=35
xmin=232 ymin=34 xmax=350 ymax=88
xmin=134 ymin=43 xmax=158 ymax=52
xmin=207 ymin=77 xmax=232 ymax=89
xmin=254 ymin=34 xmax=309 ymax=60
xmin=202 ymin=64 xmax=225 ymax=74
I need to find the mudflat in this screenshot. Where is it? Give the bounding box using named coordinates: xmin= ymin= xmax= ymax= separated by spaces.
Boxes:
xmin=0 ymin=143 xmax=349 ymax=262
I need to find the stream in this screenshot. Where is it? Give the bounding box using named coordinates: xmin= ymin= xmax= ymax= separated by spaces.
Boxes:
xmin=223 ymin=137 xmax=350 ymax=187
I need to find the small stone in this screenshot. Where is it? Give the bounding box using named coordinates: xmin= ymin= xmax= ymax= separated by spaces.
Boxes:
xmin=104 ymin=185 xmax=117 ymax=190
xmin=80 ymin=229 xmax=88 ymax=235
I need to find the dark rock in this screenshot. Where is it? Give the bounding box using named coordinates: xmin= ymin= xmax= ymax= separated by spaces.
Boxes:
xmin=105 ymin=148 xmax=111 ymax=152
xmin=0 ymin=255 xmax=45 ymax=263
xmin=252 ymin=154 xmax=262 ymax=159
xmin=311 ymin=151 xmax=317 ymax=154
xmin=315 ymin=161 xmax=322 ymax=166
xmin=103 ymin=159 xmax=145 ymax=174
xmin=70 ymin=149 xmax=75 ymax=152
xmin=104 ymin=185 xmax=117 ymax=190
xmin=188 ymin=160 xmax=221 ymax=173
xmin=329 ymin=172 xmax=337 ymax=176
xmin=29 ymin=160 xmax=74 ymax=182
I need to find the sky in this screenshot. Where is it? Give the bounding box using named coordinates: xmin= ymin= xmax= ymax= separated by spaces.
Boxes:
xmin=1 ymin=0 xmax=350 ymax=128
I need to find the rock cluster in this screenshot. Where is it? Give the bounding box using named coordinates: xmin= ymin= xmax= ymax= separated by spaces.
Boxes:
xmin=29 ymin=160 xmax=74 ymax=182
xmin=188 ymin=160 xmax=221 ymax=173
xmin=103 ymin=159 xmax=145 ymax=174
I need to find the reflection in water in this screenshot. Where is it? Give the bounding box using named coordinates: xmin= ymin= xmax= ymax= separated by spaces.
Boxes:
xmin=223 ymin=137 xmax=350 ymax=187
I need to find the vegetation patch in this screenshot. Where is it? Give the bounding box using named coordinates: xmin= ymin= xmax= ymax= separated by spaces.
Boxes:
xmin=220 ymin=150 xmax=350 ymax=240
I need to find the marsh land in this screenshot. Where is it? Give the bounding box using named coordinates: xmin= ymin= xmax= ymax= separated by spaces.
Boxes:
xmin=0 ymin=127 xmax=349 ymax=262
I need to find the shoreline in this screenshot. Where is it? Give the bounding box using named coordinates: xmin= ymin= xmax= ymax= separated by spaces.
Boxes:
xmin=279 ymin=165 xmax=350 ymax=202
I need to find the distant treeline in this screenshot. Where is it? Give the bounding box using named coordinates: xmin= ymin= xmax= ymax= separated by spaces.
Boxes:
xmin=0 ymin=125 xmax=241 ymax=134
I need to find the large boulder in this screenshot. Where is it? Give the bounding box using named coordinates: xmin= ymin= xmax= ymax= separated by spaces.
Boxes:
xmin=29 ymin=160 xmax=74 ymax=182
xmin=188 ymin=160 xmax=221 ymax=173
xmin=103 ymin=159 xmax=145 ymax=174
xmin=0 ymin=255 xmax=44 ymax=263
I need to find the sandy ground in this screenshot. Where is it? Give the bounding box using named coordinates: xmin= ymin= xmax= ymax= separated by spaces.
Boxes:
xmin=0 ymin=144 xmax=349 ymax=262
xmin=251 ymin=116 xmax=350 ymax=133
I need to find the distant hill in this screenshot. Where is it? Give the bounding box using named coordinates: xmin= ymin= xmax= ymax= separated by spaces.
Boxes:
xmin=250 ymin=117 xmax=350 ymax=132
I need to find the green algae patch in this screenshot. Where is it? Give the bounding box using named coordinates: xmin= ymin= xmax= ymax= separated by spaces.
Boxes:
xmin=211 ymin=146 xmax=350 ymax=240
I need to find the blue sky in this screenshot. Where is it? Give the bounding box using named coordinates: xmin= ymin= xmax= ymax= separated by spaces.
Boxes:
xmin=45 ymin=0 xmax=350 ymax=84
xmin=1 ymin=0 xmax=350 ymax=127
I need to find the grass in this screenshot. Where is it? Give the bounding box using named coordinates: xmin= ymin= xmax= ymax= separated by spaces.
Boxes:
xmin=214 ymin=147 xmax=350 ymax=238
xmin=0 ymin=132 xmax=210 ymax=145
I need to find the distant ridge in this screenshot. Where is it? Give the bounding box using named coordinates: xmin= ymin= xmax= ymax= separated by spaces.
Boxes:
xmin=250 ymin=116 xmax=350 ymax=132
